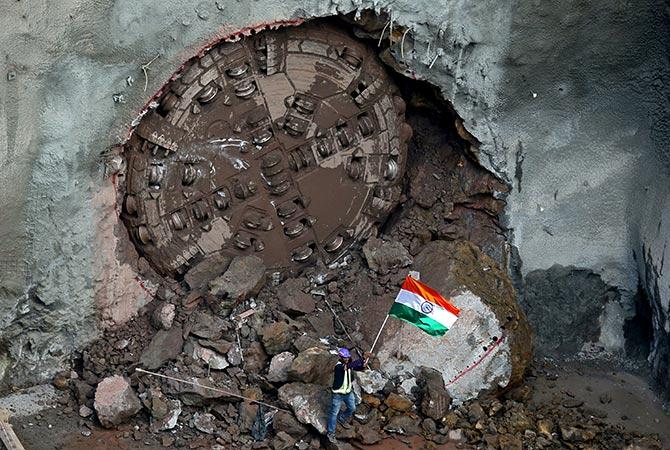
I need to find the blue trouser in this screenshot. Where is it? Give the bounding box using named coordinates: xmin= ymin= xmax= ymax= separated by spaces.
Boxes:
xmin=327 ymin=391 xmax=356 ymax=434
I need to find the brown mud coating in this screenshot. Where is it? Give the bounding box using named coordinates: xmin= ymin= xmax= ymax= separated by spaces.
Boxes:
xmin=121 ymin=22 xmax=412 ymax=279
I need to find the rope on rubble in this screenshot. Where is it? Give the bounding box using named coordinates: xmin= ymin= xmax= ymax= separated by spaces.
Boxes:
xmin=135 ymin=368 xmax=291 ymax=412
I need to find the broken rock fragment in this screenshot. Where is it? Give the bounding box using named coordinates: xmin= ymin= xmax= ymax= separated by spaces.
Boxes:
xmin=355 ymin=370 xmax=387 ymax=394
xmin=151 ymin=302 xmax=175 ymax=330
xmin=267 ymin=351 xmax=295 ymax=383
xmin=187 ymin=341 xmax=229 ymax=370
xmin=277 ymin=278 xmax=315 ymax=315
xmin=362 ymin=237 xmax=412 ymax=274
xmin=188 ymin=310 xmax=227 ymax=340
xmin=192 ymin=411 xmax=217 ymax=434
xmin=385 ymin=392 xmax=414 ymax=412
xmin=272 ymin=410 xmax=308 ymax=438
xmin=261 ymin=321 xmax=294 ymax=355
xmin=384 ymin=414 xmax=420 ymax=435
xmin=209 ymin=255 xmax=266 ymax=302
xmin=288 ymin=347 xmax=336 ymax=386
xmin=144 ymin=388 xmax=182 ymax=432
xmin=139 ymin=326 xmax=183 ymax=370
xmin=227 ymin=343 xmax=243 ymax=366
xmin=418 ymin=367 xmax=452 ymax=420
xmin=243 ymin=341 xmax=268 ymax=373
xmin=278 ymin=382 xmax=330 ymax=434
xmin=94 ymin=375 xmax=142 ymax=428
xmin=166 ymin=375 xmax=241 ymax=406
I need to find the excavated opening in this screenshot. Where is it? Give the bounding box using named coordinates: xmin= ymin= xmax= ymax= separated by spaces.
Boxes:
xmin=116 ymin=14 xmax=508 ymax=292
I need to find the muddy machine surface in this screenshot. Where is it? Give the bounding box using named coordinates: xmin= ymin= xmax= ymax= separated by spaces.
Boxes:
xmin=122 ymin=24 xmax=411 ymax=277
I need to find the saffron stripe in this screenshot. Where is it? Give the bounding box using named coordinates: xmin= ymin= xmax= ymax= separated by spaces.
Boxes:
xmin=394 ymin=289 xmax=459 ymax=329
xmin=402 ymin=276 xmax=461 ymax=316
xmin=389 ymin=303 xmax=448 ymax=336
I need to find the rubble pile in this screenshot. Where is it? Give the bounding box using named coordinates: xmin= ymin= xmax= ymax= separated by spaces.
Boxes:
xmin=45 ymin=106 xmax=663 ymax=449
xmin=53 ymin=246 xmax=661 ymax=449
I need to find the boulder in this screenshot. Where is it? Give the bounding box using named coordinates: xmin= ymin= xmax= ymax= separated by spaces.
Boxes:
xmin=94 ymin=376 xmax=142 ymax=428
xmin=362 ymin=237 xmax=412 ymax=274
xmin=227 ymin=343 xmax=243 ymax=366
xmin=277 ymin=279 xmax=315 ymax=315
xmin=384 ymin=414 xmax=420 ymax=435
xmin=145 ymin=388 xmax=182 ymax=432
xmin=139 ymin=326 xmax=183 ymax=370
xmin=261 ymin=322 xmax=294 ymax=355
xmin=417 ymin=367 xmax=452 ymax=420
xmin=272 ymin=411 xmax=308 ymax=438
xmin=209 ymin=255 xmax=266 ymax=302
xmin=166 ymin=375 xmax=241 ymax=406
xmin=293 ymin=334 xmax=324 ymax=353
xmin=384 ymin=392 xmax=413 ymax=412
xmin=189 ymin=310 xmax=226 ymax=340
xmin=278 ymin=383 xmax=331 ymax=434
xmin=375 ymin=240 xmax=532 ymax=402
xmin=267 ymin=352 xmax=295 ymax=383
xmin=355 ymin=370 xmax=386 ymax=394
xmin=188 ymin=341 xmax=229 ymax=370
xmin=192 ymin=412 xmax=217 ymax=434
xmin=151 ymin=302 xmax=175 ymax=330
xmin=184 ymin=252 xmax=232 ymax=291
xmin=287 ymin=347 xmax=336 ymax=386
xmin=244 ymin=341 xmax=269 ymax=373
xmin=306 ymin=311 xmax=335 ymax=337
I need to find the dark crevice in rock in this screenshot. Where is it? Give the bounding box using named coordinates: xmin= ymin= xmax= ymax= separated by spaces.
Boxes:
xmin=514 ymin=141 xmax=524 ymax=193
xmin=624 ymin=282 xmax=654 ymax=361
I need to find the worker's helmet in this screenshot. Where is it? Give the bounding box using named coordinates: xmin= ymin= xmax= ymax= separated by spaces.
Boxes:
xmin=337 ymin=348 xmax=351 ymax=358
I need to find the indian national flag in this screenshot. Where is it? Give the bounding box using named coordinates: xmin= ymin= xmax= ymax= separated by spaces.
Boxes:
xmin=389 ymin=276 xmax=461 ymax=336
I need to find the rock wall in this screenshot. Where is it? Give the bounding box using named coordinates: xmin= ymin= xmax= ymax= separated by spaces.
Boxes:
xmin=0 ymin=0 xmax=669 ymax=391
xmin=635 ymin=159 xmax=670 ymax=397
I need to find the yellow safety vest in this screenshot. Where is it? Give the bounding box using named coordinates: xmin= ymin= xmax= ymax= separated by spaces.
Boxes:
xmin=332 ymin=362 xmax=353 ymax=394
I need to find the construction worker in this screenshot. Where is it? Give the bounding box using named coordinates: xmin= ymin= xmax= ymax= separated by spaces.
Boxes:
xmin=326 ymin=348 xmax=371 ymax=443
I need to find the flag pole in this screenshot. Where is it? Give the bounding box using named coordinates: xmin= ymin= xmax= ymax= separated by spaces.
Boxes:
xmin=368 ymin=314 xmax=390 ymax=358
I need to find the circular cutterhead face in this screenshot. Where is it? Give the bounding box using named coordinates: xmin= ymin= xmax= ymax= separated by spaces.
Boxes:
xmin=121 ymin=23 xmax=411 ymax=279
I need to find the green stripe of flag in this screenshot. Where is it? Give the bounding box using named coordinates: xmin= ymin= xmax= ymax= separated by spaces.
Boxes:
xmin=389 ymin=303 xmax=449 ymax=337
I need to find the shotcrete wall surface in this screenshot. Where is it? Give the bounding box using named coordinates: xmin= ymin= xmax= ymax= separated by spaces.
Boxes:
xmin=0 ymin=0 xmax=669 ymax=389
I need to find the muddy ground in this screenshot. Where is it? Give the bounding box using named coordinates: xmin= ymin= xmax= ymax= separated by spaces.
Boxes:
xmin=8 ymin=362 xmax=669 ymax=449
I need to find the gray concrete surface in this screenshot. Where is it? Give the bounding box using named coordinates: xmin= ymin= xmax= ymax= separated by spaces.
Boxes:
xmin=0 ymin=0 xmax=669 ymax=392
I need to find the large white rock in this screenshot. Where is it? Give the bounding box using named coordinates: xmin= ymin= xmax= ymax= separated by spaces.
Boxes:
xmin=378 ymin=290 xmax=512 ymax=403
xmin=375 ymin=240 xmax=532 ymax=403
